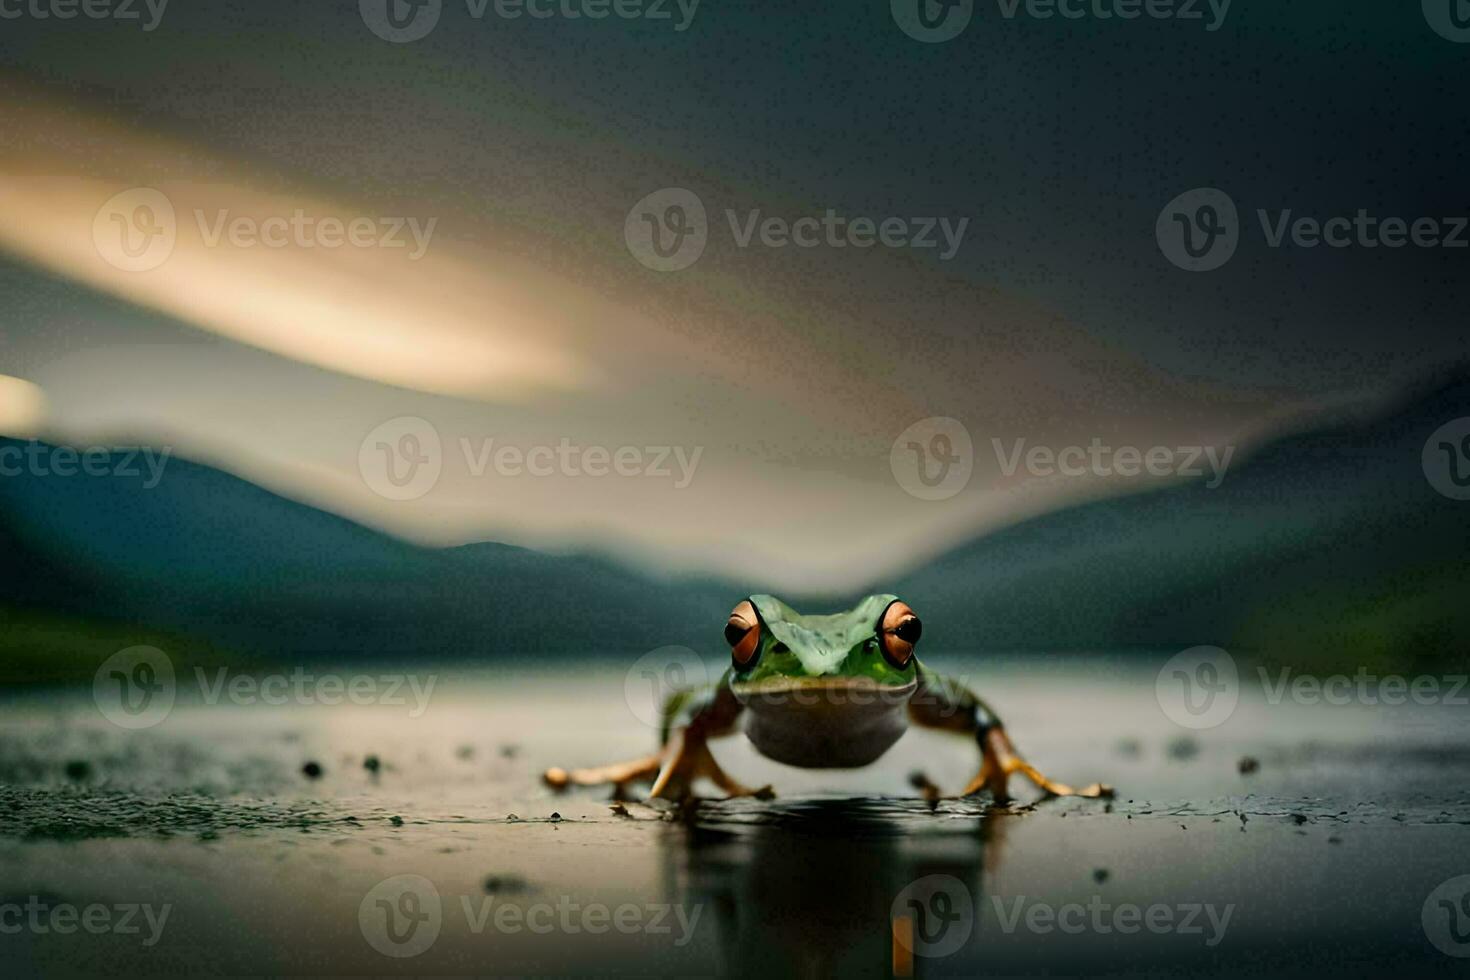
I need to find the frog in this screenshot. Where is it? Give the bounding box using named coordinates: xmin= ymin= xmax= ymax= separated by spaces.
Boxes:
xmin=544 ymin=595 xmax=1112 ymax=803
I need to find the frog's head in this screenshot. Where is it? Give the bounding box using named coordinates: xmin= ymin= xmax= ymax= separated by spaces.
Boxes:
xmin=721 ymin=594 xmax=924 ymax=767
xmin=724 ymin=594 xmax=923 ymax=687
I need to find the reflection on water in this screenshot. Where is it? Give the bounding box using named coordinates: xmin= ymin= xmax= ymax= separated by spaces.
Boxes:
xmin=669 ymin=795 xmax=1015 ymax=977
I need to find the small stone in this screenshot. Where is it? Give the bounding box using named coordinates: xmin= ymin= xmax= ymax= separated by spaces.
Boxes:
xmin=63 ymin=761 xmax=92 ymax=782
xmin=549 ymin=812 xmax=562 ymax=823
xmin=301 ymin=761 xmax=324 ymax=780
xmin=483 ymin=874 xmax=530 ymax=894
xmin=389 ymin=815 xmax=404 ymax=827
xmin=1166 ymin=737 xmax=1199 ymax=761
xmin=363 ymin=755 xmax=381 ymax=774
xmin=1237 ymin=756 xmax=1260 ymax=775
xmin=1093 ymin=869 xmax=1109 ymax=884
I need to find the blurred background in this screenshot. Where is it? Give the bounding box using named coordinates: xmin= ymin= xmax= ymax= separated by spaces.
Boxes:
xmin=1 ymin=1 xmax=1468 ymax=683
xmin=3 ymin=3 xmax=1470 ymax=978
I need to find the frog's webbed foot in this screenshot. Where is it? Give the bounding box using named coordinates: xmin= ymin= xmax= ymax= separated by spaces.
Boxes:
xmin=543 ymin=753 xmax=664 ymax=799
xmin=961 ymin=727 xmax=1114 ymax=802
xmin=907 ymin=671 xmax=1113 ymax=803
xmin=648 ymin=729 xmax=774 ymax=803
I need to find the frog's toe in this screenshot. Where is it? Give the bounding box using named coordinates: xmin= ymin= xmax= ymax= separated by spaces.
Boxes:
xmin=908 ymin=770 xmax=944 ymax=804
xmin=647 ymin=767 xmax=696 ymax=803
xmin=709 ymin=768 xmax=774 ymax=800
xmin=647 ymin=731 xmax=767 ymax=803
xmin=1036 ymin=780 xmax=1114 ymax=800
xmin=957 ymin=759 xmax=1009 ymax=802
xmin=543 ymin=754 xmax=664 ymax=794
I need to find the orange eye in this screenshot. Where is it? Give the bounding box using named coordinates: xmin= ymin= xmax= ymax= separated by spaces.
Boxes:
xmin=878 ymin=600 xmax=921 ymax=669
xmin=725 ymin=599 xmax=761 ymax=669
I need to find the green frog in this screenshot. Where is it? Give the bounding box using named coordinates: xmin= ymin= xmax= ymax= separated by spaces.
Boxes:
xmin=544 ymin=595 xmax=1112 ymax=802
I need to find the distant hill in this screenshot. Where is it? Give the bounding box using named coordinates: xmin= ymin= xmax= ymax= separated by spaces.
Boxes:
xmin=0 ymin=440 xmax=742 ymax=674
xmin=884 ymin=371 xmax=1470 ymax=668
xmin=2 ymin=371 xmax=1468 ymax=680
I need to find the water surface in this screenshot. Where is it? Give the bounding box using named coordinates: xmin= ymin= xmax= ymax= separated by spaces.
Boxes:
xmin=2 ymin=658 xmax=1467 ymax=976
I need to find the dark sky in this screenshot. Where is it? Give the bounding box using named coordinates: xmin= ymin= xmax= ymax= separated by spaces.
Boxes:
xmin=0 ymin=1 xmax=1465 ymax=587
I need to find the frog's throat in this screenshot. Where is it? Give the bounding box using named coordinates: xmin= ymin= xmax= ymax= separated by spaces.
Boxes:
xmin=732 ymin=675 xmax=918 ymax=768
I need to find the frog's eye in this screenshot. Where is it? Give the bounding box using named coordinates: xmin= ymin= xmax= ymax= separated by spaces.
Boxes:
xmin=726 ymin=599 xmax=762 ymax=670
xmin=878 ymin=600 xmax=921 ymax=670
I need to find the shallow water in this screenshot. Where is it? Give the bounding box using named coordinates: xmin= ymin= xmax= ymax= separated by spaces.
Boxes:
xmin=2 ymin=657 xmax=1468 ymax=977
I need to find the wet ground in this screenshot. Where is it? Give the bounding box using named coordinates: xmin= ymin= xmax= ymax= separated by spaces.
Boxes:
xmin=2 ymin=656 xmax=1468 ymax=977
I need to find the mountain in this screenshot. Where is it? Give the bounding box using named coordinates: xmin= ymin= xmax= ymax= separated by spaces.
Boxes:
xmin=0 ymin=441 xmax=743 ymax=675
xmin=2 ymin=370 xmax=1468 ymax=681
xmin=883 ymin=371 xmax=1470 ymax=667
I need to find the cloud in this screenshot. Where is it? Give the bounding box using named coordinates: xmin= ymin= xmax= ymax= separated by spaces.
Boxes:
xmin=0 ymin=374 xmax=45 ymax=438
xmin=0 ymin=92 xmax=1336 ymax=591
xmin=0 ymin=97 xmax=596 ymax=401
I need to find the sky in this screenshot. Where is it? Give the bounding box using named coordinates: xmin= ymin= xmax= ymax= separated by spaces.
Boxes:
xmin=0 ymin=1 xmax=1466 ymax=590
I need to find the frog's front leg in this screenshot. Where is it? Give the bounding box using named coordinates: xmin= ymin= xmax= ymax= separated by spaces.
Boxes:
xmin=907 ymin=669 xmax=1113 ymax=802
xmin=650 ymin=680 xmax=774 ymax=801
xmin=647 ymin=722 xmax=771 ymax=802
xmin=542 ymin=686 xmax=695 ymax=798
xmin=544 ymin=679 xmax=769 ymax=802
